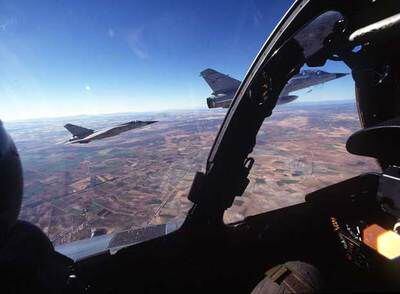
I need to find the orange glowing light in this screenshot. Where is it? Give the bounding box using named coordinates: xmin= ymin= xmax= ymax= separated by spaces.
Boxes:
xmin=363 ymin=224 xmax=400 ymax=260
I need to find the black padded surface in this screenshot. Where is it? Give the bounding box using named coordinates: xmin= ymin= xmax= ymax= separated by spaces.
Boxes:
xmin=346 ymin=117 xmax=400 ymax=164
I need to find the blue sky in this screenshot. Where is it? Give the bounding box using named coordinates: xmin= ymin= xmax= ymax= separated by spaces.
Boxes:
xmin=0 ymin=0 xmax=353 ymax=121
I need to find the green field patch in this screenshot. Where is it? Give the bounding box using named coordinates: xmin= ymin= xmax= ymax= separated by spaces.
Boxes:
xmin=146 ymin=198 xmax=163 ymax=205
xmin=255 ymin=178 xmax=266 ymax=184
xmin=277 ymin=179 xmax=299 ymax=186
xmin=286 ymin=188 xmax=297 ymax=194
xmin=234 ymin=199 xmax=244 ymax=206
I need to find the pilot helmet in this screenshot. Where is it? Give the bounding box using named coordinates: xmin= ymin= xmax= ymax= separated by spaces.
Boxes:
xmin=0 ymin=120 xmax=23 ymax=242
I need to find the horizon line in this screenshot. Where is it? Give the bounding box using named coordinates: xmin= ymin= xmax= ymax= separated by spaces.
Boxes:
xmin=3 ymin=98 xmax=354 ymax=123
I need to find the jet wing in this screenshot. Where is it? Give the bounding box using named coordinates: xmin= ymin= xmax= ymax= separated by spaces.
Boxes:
xmin=282 ymin=70 xmax=348 ymax=94
xmin=68 ymin=131 xmax=101 ymax=144
xmin=55 ymin=220 xmax=183 ymax=261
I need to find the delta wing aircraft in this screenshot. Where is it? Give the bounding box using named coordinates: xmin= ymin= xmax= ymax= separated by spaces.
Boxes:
xmin=201 ymin=68 xmax=348 ymax=108
xmin=64 ymin=120 xmax=157 ymax=144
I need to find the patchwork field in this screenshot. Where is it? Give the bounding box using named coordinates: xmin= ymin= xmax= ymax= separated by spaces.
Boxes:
xmin=6 ymin=102 xmax=378 ymax=245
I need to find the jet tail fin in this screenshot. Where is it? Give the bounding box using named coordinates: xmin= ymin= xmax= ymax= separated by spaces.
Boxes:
xmin=200 ymin=68 xmax=241 ymax=94
xmin=64 ymin=124 xmax=94 ymax=139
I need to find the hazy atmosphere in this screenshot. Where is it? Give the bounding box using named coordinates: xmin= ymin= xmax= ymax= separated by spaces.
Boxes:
xmin=0 ymin=0 xmax=352 ymax=121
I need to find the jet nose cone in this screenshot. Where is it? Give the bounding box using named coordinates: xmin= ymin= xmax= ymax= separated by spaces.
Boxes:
xmin=147 ymin=121 xmax=157 ymax=125
xmin=336 ymin=73 xmax=349 ymax=79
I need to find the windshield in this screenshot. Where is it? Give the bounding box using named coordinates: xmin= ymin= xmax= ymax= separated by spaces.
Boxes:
xmin=223 ymin=10 xmax=381 ymax=223
xmin=1 ymin=1 xmax=295 ymax=245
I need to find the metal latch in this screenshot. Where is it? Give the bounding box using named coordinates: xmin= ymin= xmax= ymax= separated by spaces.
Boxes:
xmin=235 ymin=157 xmax=254 ymax=197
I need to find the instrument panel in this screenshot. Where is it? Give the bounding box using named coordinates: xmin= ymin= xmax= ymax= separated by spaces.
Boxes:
xmin=330 ymin=212 xmax=400 ymax=271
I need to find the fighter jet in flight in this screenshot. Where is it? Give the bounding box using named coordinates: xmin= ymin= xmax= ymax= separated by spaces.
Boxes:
xmin=201 ymin=68 xmax=348 ymax=108
xmin=64 ymin=120 xmax=157 ymax=144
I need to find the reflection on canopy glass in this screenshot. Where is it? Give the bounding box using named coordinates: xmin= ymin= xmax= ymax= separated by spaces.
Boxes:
xmin=224 ymin=11 xmax=379 ymax=223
